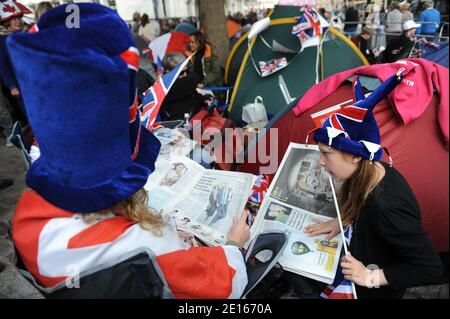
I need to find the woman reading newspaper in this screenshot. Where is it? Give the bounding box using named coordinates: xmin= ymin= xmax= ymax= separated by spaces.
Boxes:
xmin=303 ymin=72 xmax=443 ymax=298
xmin=9 ymin=3 xmax=249 ymax=299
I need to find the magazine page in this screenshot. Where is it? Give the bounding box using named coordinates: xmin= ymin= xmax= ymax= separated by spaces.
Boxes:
xmin=250 ymin=143 xmax=342 ymax=284
xmin=143 ymin=155 xmax=205 ymax=212
xmin=256 ymin=198 xmax=342 ymax=284
xmin=171 ymin=170 xmax=255 ymax=246
xmin=153 ymin=127 xmax=197 ymax=157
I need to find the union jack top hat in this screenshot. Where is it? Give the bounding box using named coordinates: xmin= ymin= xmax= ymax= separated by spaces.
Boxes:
xmin=7 ymin=3 xmax=160 ymax=212
xmin=313 ymin=71 xmax=404 ymax=161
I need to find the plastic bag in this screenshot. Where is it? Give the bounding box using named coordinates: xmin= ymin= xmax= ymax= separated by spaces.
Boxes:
xmin=242 ymin=96 xmax=268 ymax=125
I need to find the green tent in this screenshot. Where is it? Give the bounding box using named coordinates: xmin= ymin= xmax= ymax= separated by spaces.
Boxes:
xmin=225 ymin=5 xmax=368 ymax=124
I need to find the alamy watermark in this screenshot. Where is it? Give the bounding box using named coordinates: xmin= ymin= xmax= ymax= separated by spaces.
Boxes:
xmin=180 ymin=121 xmax=279 ymax=174
xmin=65 ymin=4 xmax=80 ymax=29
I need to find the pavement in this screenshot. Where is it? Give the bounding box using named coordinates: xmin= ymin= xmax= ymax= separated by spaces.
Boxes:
xmin=0 ymin=136 xmax=43 ymax=298
xmin=0 ymin=134 xmax=447 ymax=299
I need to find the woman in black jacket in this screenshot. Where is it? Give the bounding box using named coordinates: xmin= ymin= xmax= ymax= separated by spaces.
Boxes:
xmin=304 ymin=72 xmax=443 ymax=299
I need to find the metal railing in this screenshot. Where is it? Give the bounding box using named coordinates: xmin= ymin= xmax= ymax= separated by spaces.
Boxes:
xmin=337 ymin=21 xmax=449 ymax=50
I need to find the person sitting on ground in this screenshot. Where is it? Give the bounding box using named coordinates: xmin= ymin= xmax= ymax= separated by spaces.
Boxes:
xmin=9 ymin=3 xmax=249 ymax=299
xmin=0 ymin=1 xmax=27 ymax=127
xmin=185 ymin=31 xmax=223 ymax=87
xmin=382 ymin=20 xmax=421 ymax=63
xmin=351 ymin=26 xmax=377 ymax=64
xmin=159 ymin=52 xmax=213 ymax=121
xmin=304 ymin=71 xmax=442 ymax=298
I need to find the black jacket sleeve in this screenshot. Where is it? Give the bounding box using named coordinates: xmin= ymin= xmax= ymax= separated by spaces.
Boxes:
xmin=374 ymin=199 xmax=443 ymax=289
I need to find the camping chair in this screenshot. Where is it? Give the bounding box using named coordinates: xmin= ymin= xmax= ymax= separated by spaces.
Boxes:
xmin=242 ymin=230 xmax=288 ymax=298
xmin=9 ymin=219 xmax=287 ymax=299
xmin=15 ymin=248 xmax=174 ymax=299
xmin=7 ymin=121 xmax=33 ymax=169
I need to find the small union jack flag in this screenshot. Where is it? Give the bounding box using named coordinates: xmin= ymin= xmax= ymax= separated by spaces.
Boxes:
xmin=291 ymin=9 xmax=324 ymax=41
xmin=352 ymin=76 xmax=365 ymax=103
xmin=140 ymin=55 xmax=192 ymax=130
xmin=248 ymin=174 xmax=269 ymax=204
xmin=258 ymin=57 xmax=288 ymax=77
xmin=320 ymin=225 xmax=356 ymax=299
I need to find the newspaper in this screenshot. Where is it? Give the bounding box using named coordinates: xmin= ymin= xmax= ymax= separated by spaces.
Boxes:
xmin=153 ymin=127 xmax=197 ymax=157
xmin=144 ymin=155 xmax=255 ymax=246
xmin=250 ymin=143 xmax=342 ymax=284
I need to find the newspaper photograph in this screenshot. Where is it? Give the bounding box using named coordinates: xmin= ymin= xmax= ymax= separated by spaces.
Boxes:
xmin=153 ymin=127 xmax=196 ymax=157
xmin=269 ymin=144 xmax=335 ymax=218
xmin=250 ymin=143 xmax=342 ymax=284
xmin=257 ymin=198 xmax=342 ymax=283
xmin=171 ymin=170 xmax=255 ymax=246
xmin=144 ymin=155 xmax=204 ymax=212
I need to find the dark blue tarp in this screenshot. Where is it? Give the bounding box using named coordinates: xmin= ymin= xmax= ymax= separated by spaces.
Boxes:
xmin=421 ymin=41 xmax=449 ymax=68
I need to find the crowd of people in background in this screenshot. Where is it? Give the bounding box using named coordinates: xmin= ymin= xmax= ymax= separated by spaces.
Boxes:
xmin=342 ymin=0 xmax=446 ymax=64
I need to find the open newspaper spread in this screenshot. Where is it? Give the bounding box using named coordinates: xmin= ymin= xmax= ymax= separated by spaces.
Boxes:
xmin=144 ymin=154 xmax=255 ymax=246
xmin=250 ymin=143 xmax=342 ymax=284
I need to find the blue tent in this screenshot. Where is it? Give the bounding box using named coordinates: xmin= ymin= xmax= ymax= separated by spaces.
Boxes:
xmin=421 ymin=41 xmax=449 ymax=68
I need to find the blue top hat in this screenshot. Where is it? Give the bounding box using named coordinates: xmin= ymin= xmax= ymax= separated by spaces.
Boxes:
xmin=7 ymin=3 xmax=160 ymax=212
xmin=313 ymin=71 xmax=404 ymax=161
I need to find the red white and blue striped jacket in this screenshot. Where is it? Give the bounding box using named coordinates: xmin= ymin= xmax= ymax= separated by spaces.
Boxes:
xmin=12 ymin=190 xmax=248 ymax=298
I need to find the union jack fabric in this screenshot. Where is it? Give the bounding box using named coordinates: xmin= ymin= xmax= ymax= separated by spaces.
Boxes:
xmin=12 ymin=189 xmax=248 ymax=298
xmin=291 ymin=10 xmax=324 ymax=41
xmin=119 ymin=46 xmax=142 ymax=160
xmin=309 ymin=77 xmax=367 ymax=132
xmin=248 ymin=174 xmax=269 ymax=204
xmin=149 ymin=32 xmax=190 ymax=75
xmin=326 ymin=104 xmax=367 ymax=133
xmin=140 ymin=55 xmax=192 ymax=130
xmin=320 ymin=224 xmax=356 ymax=299
xmin=258 ymin=57 xmax=288 ymax=77
xmin=352 ymin=76 xmax=365 ymax=103
xmin=323 ymin=76 xmax=368 ymax=135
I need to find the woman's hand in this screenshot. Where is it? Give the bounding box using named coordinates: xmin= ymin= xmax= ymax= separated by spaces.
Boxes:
xmin=341 ymin=252 xmax=388 ymax=288
xmin=303 ymin=217 xmax=340 ymax=240
xmin=226 ymin=209 xmax=250 ymax=247
xmin=341 ymin=252 xmax=371 ymax=287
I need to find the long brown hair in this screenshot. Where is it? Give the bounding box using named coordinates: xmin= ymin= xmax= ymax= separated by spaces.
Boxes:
xmin=83 ymin=189 xmax=167 ymax=235
xmin=339 ymin=159 xmax=379 ymax=226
